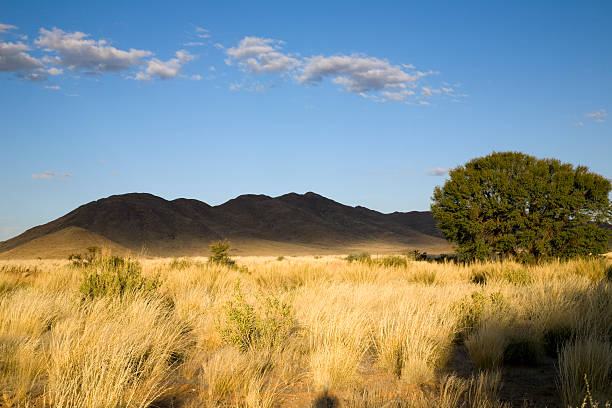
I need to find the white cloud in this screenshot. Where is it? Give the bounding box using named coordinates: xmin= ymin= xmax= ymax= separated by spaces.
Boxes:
xmin=225 ymin=36 xmax=301 ymax=74
xmin=31 ymin=170 xmax=55 ymax=179
xmin=195 ymin=27 xmax=211 ymax=39
xmin=44 ymin=85 xmax=60 ymax=90
xmin=427 ymin=167 xmax=449 ymax=176
xmin=585 ymin=109 xmax=607 ymax=123
xmin=184 ymin=41 xmax=205 ymax=47
xmin=24 ymin=73 xmax=47 ymax=82
xmin=135 ymin=50 xmax=194 ymax=80
xmin=223 ymin=36 xmax=456 ymax=103
xmin=0 ymin=41 xmax=43 ymax=72
xmin=298 ymin=55 xmax=417 ymax=94
xmin=31 ymin=170 xmax=71 ymax=179
xmin=191 ymin=74 xmax=202 ymax=80
xmin=35 ymin=27 xmax=152 ymax=73
xmin=0 ymin=23 xmax=18 ymax=33
xmin=574 ymin=121 xmax=584 ymax=127
xmin=44 ymin=67 xmax=63 ymax=75
xmin=229 ymin=79 xmax=266 ymax=92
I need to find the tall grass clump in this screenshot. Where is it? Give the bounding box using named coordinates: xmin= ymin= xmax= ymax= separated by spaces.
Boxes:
xmin=45 ymin=296 xmax=192 ymax=408
xmin=558 ymin=337 xmax=612 ymax=406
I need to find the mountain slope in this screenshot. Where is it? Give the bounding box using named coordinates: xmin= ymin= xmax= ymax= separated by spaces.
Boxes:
xmin=0 ymin=192 xmax=450 ymax=258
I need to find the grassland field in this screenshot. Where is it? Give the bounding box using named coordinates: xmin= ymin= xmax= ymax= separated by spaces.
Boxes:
xmin=1 ymin=253 xmax=611 ymax=408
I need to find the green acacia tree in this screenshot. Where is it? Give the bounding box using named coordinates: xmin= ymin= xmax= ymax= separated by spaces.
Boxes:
xmin=431 ymin=152 xmax=611 ymax=262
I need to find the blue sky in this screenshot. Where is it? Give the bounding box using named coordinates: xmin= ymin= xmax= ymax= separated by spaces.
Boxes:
xmin=1 ymin=1 xmax=611 ymax=240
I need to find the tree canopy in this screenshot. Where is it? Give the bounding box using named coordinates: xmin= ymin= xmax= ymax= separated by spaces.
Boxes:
xmin=431 ymin=152 xmax=611 ymax=262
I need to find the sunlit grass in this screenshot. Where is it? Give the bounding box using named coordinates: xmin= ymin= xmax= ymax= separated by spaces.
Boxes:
xmin=0 ymin=256 xmax=610 ymax=407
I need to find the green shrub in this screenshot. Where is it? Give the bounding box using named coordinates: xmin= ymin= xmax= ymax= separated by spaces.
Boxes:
xmin=503 ymin=268 xmax=531 ymax=285
xmin=79 ymin=255 xmax=160 ymax=300
xmin=376 ymin=255 xmax=408 ymax=268
xmin=220 ymin=284 xmax=295 ymax=352
xmin=208 ymin=240 xmax=236 ymax=268
xmin=276 ymin=256 xmax=285 ymax=261
xmin=407 ymin=249 xmax=428 ymax=261
xmin=345 ymin=252 xmax=372 ymax=264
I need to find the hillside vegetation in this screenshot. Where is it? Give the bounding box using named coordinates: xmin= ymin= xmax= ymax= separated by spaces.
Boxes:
xmin=0 ymin=254 xmax=611 ymax=407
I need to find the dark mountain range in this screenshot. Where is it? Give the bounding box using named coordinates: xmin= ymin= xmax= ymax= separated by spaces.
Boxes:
xmin=0 ymin=192 xmax=451 ymax=258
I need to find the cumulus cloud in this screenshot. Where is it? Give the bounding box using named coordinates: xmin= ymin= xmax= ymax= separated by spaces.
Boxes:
xmin=225 ymin=36 xmax=301 ymax=74
xmin=298 ymin=55 xmax=419 ymax=94
xmin=427 ymin=167 xmax=449 ymax=176
xmin=224 ymin=36 xmax=459 ymax=103
xmin=35 ymin=27 xmax=152 ymax=73
xmin=585 ymin=109 xmax=607 ymax=123
xmin=0 ymin=24 xmax=196 ymax=84
xmin=0 ymin=23 xmax=18 ymax=33
xmin=135 ymin=50 xmax=194 ymax=80
xmin=184 ymin=41 xmax=205 ymax=47
xmin=0 ymin=41 xmax=43 ymax=72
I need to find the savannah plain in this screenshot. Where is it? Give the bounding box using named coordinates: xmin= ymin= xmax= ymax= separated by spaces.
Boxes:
xmin=1 ymin=250 xmax=611 ymax=408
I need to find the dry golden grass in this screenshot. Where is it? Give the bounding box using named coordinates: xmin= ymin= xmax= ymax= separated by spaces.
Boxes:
xmin=0 ymin=255 xmax=610 ymax=407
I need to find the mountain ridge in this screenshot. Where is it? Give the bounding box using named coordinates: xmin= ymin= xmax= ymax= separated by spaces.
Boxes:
xmin=0 ymin=192 xmax=451 ymax=258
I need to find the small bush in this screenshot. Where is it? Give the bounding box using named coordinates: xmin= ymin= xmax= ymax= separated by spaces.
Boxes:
xmin=503 ymin=268 xmax=531 ymax=285
xmin=220 ymin=284 xmax=295 ymax=352
xmin=208 ymin=240 xmax=236 ymax=268
xmin=376 ymin=255 xmax=407 ymax=268
xmin=345 ymin=253 xmax=372 ymax=264
xmin=79 ymin=255 xmax=160 ymax=300
xmin=407 ymin=249 xmax=428 ymax=261
xmin=276 ymin=256 xmax=285 ymax=261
